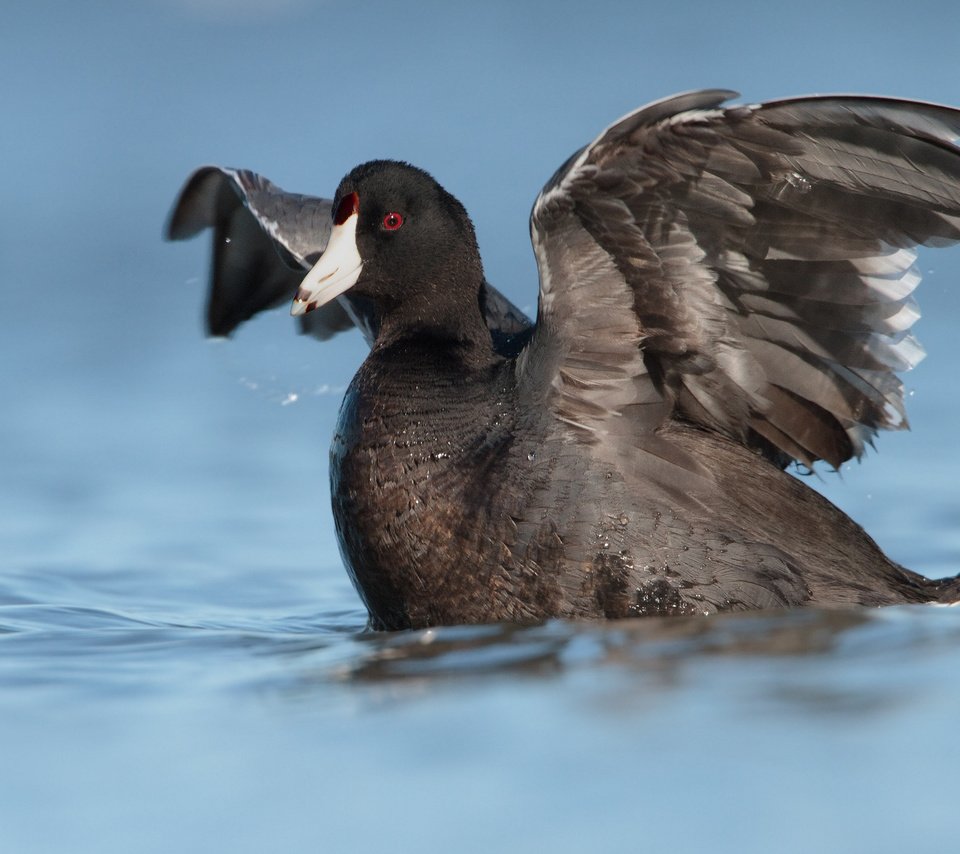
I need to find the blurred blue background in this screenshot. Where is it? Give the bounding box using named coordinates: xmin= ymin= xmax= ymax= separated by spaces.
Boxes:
xmin=2 ymin=1 xmax=959 ymax=852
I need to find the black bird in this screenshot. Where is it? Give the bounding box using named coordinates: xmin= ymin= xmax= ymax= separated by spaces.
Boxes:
xmin=168 ymin=90 xmax=960 ymax=629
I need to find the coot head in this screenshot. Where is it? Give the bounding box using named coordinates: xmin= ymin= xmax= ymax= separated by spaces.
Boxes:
xmin=292 ymin=160 xmax=487 ymax=343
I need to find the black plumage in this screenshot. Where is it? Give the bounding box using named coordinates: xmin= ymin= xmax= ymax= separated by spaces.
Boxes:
xmin=167 ymin=91 xmax=960 ymax=629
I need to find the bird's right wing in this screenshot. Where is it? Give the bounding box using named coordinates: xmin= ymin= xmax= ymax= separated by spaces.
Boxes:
xmin=164 ymin=166 xmax=361 ymax=340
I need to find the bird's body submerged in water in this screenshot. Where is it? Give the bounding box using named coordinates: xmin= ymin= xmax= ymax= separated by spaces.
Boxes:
xmin=168 ymin=90 xmax=960 ymax=629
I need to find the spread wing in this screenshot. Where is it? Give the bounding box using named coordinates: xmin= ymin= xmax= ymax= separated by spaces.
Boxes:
xmin=164 ymin=165 xmax=357 ymax=340
xmin=165 ymin=165 xmax=532 ymax=352
xmin=521 ymin=89 xmax=960 ymax=469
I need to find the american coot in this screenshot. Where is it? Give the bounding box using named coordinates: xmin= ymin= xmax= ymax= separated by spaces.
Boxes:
xmin=168 ymin=90 xmax=960 ymax=629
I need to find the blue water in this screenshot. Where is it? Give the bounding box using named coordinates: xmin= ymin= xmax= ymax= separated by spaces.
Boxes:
xmin=3 ymin=2 xmax=960 ymax=851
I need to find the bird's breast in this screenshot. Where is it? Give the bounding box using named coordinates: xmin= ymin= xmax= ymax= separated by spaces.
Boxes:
xmin=329 ymin=355 xmax=528 ymax=628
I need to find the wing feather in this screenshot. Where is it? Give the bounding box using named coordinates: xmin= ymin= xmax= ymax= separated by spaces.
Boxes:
xmin=522 ymin=91 xmax=960 ymax=469
xmin=164 ymin=166 xmax=350 ymax=339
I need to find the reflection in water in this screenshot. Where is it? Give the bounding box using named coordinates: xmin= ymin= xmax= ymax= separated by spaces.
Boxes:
xmin=271 ymin=605 xmax=959 ymax=718
xmin=3 ymin=581 xmax=959 ymax=721
xmin=343 ymin=608 xmax=871 ymax=682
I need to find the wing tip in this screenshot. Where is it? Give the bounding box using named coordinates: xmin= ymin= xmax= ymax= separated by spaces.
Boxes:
xmin=163 ymin=165 xmax=243 ymax=242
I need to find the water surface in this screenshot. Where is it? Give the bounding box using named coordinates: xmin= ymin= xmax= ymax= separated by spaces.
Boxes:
xmin=3 ymin=2 xmax=960 ymax=852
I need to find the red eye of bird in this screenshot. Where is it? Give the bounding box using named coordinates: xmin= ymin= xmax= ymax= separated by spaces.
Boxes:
xmin=382 ymin=212 xmax=404 ymax=231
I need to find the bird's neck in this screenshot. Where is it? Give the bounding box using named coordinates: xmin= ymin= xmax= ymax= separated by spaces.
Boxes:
xmin=371 ymin=268 xmax=495 ymax=367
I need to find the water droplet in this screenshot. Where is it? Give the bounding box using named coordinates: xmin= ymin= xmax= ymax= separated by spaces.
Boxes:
xmin=527 ymin=451 xmax=536 ymax=462
xmin=785 ymin=170 xmax=812 ymax=193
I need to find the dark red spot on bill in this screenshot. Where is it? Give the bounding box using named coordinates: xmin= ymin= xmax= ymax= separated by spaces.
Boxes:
xmin=334 ymin=192 xmax=360 ymax=225
xmin=294 ymin=287 xmax=318 ymax=313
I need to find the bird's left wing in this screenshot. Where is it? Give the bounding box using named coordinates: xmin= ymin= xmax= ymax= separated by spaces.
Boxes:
xmin=519 ymin=89 xmax=960 ymax=472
